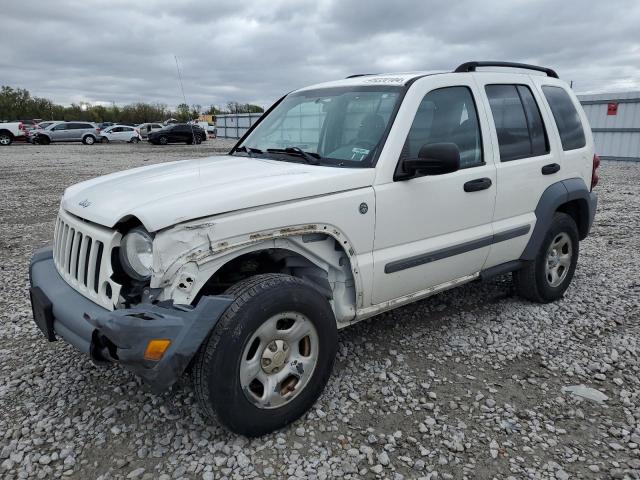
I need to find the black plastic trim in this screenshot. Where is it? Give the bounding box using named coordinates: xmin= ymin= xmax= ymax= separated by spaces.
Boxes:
xmin=384 ymin=225 xmax=531 ymax=274
xmin=520 ymin=178 xmax=597 ymax=260
xmin=455 ymin=61 xmax=559 ymax=78
xmin=479 ymin=260 xmax=524 ymax=281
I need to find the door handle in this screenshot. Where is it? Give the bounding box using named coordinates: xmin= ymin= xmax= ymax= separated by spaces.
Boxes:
xmin=464 ymin=177 xmax=492 ymax=192
xmin=541 ymin=163 xmax=560 ymax=175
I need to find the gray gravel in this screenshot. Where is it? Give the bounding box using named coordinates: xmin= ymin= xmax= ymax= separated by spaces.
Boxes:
xmin=1 ymin=143 xmax=639 ymax=480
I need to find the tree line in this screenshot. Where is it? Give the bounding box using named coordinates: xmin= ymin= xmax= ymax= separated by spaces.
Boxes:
xmin=0 ymin=86 xmax=264 ymax=124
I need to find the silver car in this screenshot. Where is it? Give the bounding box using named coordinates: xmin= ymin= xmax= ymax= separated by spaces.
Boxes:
xmin=137 ymin=122 xmax=165 ymax=139
xmin=33 ymin=121 xmax=101 ymax=145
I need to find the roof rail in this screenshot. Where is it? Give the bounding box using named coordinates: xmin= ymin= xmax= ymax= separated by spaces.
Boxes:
xmin=454 ymin=61 xmax=559 ymax=79
xmin=345 ymin=73 xmax=378 ymax=79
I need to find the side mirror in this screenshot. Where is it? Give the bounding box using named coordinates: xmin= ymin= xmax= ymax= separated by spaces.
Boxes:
xmin=402 ymin=143 xmax=460 ymax=177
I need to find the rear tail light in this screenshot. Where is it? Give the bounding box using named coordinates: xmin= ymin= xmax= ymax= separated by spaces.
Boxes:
xmin=18 ymin=122 xmax=24 ymax=131
xmin=96 ymin=128 xmax=101 ymax=133
xmin=591 ymin=154 xmax=600 ymax=190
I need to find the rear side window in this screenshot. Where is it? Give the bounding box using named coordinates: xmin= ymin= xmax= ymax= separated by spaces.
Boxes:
xmin=542 ymin=86 xmax=586 ymax=151
xmin=485 ymin=85 xmax=549 ymax=162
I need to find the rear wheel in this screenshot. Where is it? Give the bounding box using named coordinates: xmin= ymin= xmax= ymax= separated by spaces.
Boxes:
xmin=514 ymin=212 xmax=579 ymax=303
xmin=0 ymin=131 xmax=13 ymax=146
xmin=192 ymin=274 xmax=338 ymax=436
xmin=83 ymin=135 xmax=96 ymax=145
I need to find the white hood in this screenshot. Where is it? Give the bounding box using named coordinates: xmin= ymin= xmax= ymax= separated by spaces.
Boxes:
xmin=62 ymin=155 xmax=375 ymax=231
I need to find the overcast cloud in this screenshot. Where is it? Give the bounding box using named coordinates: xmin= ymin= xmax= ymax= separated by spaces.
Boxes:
xmin=1 ymin=0 xmax=639 ymax=109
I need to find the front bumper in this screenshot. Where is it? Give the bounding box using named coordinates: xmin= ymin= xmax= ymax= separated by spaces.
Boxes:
xmin=29 ymin=247 xmax=232 ymax=391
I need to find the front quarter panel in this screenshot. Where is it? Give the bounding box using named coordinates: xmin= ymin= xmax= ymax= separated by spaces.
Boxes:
xmin=152 ymin=187 xmax=376 ymax=314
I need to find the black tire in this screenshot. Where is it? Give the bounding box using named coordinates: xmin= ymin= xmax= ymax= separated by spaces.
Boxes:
xmin=83 ymin=135 xmax=96 ymax=145
xmin=0 ymin=131 xmax=13 ymax=146
xmin=514 ymin=212 xmax=579 ymax=303
xmin=130 ymin=137 xmax=140 ymax=143
xmin=101 ymin=137 xmax=109 ymax=143
xmin=35 ymin=135 xmax=50 ymax=145
xmin=194 ymin=136 xmax=202 ymax=144
xmin=192 ymin=273 xmax=338 ymax=437
xmin=159 ymin=136 xmax=168 ymax=145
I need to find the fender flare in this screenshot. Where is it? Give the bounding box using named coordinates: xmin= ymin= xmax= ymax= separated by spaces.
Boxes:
xmin=520 ymin=177 xmax=597 ymax=260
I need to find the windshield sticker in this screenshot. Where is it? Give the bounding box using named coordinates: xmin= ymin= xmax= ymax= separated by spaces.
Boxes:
xmin=351 ymin=147 xmax=370 ymax=161
xmin=365 ymin=77 xmax=404 ymax=84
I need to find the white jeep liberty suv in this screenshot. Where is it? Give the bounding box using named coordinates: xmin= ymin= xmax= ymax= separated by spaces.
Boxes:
xmin=30 ymin=61 xmax=598 ymax=436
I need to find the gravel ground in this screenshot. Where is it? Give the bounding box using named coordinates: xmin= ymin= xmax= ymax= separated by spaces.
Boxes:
xmin=0 ymin=143 xmax=639 ymax=480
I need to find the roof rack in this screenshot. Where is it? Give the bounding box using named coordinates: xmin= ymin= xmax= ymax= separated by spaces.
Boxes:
xmin=454 ymin=61 xmax=559 ymax=79
xmin=345 ymin=73 xmax=378 ymax=79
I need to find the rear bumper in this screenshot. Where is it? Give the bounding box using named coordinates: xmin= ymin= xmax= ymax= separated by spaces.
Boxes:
xmin=29 ymin=247 xmax=232 ymax=391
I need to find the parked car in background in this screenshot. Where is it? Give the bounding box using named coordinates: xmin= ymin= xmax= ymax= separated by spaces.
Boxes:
xmin=26 ymin=121 xmax=58 ymax=143
xmin=147 ymin=123 xmax=206 ymax=145
xmin=98 ymin=122 xmax=114 ymax=130
xmin=100 ymin=125 xmax=142 ymax=143
xmin=137 ymin=123 xmax=165 ymax=139
xmin=0 ymin=121 xmax=26 ymax=146
xmin=32 ymin=121 xmax=101 ymax=145
xmin=16 ymin=120 xmax=38 ymax=132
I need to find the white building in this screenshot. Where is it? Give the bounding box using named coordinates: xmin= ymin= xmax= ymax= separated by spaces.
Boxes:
xmin=578 ymin=92 xmax=640 ymax=161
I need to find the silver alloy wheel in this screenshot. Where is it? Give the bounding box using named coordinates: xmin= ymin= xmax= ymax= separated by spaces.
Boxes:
xmin=85 ymin=136 xmax=95 ymax=145
xmin=0 ymin=134 xmax=11 ymax=145
xmin=240 ymin=312 xmax=319 ymax=409
xmin=545 ymin=232 xmax=572 ymax=287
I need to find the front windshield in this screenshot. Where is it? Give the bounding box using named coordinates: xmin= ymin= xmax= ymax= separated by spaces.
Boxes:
xmin=237 ymin=86 xmax=402 ymax=167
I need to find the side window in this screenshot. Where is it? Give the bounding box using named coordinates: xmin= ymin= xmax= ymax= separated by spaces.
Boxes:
xmin=517 ymin=86 xmax=548 ymax=156
xmin=485 ymin=84 xmax=549 ymax=162
xmin=52 ymin=123 xmax=67 ymax=131
xmin=401 ymin=86 xmax=483 ymax=168
xmin=542 ymin=86 xmax=586 ymax=151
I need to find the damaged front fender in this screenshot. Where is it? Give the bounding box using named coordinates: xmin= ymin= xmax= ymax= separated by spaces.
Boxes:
xmin=85 ymin=296 xmax=232 ymax=392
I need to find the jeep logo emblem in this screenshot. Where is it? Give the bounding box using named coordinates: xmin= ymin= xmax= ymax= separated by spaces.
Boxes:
xmin=78 ymin=199 xmax=91 ymax=208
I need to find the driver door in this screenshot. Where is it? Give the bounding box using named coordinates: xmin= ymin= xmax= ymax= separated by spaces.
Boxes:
xmin=372 ymin=79 xmax=497 ymax=304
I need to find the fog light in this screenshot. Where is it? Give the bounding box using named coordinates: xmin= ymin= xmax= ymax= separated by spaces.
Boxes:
xmin=144 ymin=339 xmax=171 ymax=361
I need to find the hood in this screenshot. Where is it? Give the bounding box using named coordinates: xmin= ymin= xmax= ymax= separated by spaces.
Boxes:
xmin=62 ymin=155 xmax=375 ymax=231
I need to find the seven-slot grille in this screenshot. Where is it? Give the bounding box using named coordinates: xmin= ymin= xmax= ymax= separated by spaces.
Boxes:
xmin=54 ymin=217 xmax=104 ymax=293
xmin=52 ymin=209 xmax=120 ymax=310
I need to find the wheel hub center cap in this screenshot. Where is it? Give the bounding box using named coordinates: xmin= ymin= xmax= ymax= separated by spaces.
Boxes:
xmin=261 ymin=340 xmax=289 ymax=374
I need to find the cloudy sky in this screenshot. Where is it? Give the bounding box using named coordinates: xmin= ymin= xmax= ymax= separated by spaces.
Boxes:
xmin=2 ymin=0 xmax=639 ymax=109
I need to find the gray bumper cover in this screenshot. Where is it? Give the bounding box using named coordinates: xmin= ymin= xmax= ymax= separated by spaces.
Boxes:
xmin=29 ymin=247 xmax=232 ymax=391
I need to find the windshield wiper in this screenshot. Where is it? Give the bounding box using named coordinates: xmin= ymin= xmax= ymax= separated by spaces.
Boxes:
xmin=235 ymin=145 xmax=263 ymax=157
xmin=266 ymin=147 xmax=320 ymax=165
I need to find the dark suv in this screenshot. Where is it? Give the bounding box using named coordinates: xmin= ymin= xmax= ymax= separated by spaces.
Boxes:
xmin=147 ymin=124 xmax=207 ymax=145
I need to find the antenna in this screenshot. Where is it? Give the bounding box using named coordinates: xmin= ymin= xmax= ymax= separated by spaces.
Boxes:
xmin=174 ymin=55 xmax=198 ymax=144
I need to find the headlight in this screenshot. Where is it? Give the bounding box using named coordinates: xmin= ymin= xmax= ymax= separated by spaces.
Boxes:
xmin=119 ymin=227 xmax=153 ymax=281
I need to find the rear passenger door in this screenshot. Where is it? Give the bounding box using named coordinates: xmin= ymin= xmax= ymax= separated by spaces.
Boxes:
xmin=474 ymin=75 xmax=561 ymax=268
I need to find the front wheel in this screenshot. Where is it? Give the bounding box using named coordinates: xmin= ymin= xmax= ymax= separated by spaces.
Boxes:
xmin=192 ymin=274 xmax=338 ymax=436
xmin=514 ymin=212 xmax=579 ymax=303
xmin=159 ymin=136 xmax=168 ymax=145
xmin=130 ymin=137 xmax=140 ymax=143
